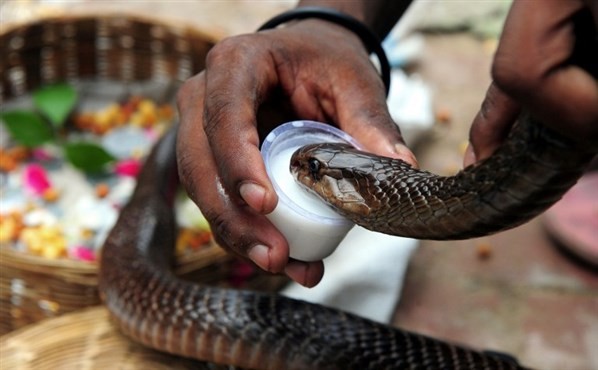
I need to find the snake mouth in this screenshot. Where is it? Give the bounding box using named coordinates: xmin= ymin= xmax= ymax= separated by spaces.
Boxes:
xmin=289 ymin=148 xmax=311 ymax=184
xmin=290 ymin=159 xmax=301 ymax=172
xmin=291 ymin=166 xmax=316 ymax=190
xmin=289 ymin=158 xmax=301 ymax=182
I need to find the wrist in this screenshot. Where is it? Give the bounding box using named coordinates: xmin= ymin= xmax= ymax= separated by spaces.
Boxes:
xmin=297 ymin=0 xmax=367 ymax=25
xmin=287 ymin=18 xmax=365 ymax=48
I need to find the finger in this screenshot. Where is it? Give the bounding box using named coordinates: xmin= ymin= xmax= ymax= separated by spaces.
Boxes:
xmin=337 ymin=83 xmax=419 ymax=168
xmin=308 ymin=64 xmax=417 ymax=167
xmin=284 ymin=260 xmax=325 ymax=288
xmin=334 ymin=51 xmax=418 ymax=166
xmin=464 ymin=83 xmax=520 ymax=167
xmin=202 ymin=36 xmax=279 ymax=215
xmin=588 ymin=1 xmax=598 ymax=23
xmin=176 ymin=75 xmax=289 ymax=274
xmin=492 ymin=0 xmax=598 ymax=145
xmin=328 ymin=64 xmax=419 ymax=167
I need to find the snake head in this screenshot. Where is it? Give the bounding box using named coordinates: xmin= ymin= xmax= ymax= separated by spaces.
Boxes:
xmin=290 ymin=143 xmax=372 ymax=217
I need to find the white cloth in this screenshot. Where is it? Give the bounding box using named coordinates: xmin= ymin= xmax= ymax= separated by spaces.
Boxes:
xmin=281 ymin=226 xmax=418 ymax=324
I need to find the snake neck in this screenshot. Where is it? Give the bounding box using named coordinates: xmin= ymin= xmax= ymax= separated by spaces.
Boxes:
xmin=296 ymin=115 xmax=593 ymax=240
xmin=386 ymin=115 xmax=591 ymax=239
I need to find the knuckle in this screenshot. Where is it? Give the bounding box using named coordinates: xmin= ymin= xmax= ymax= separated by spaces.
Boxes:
xmin=176 ymin=80 xmax=193 ymax=109
xmin=206 ymin=35 xmax=254 ymax=66
xmin=202 ymin=93 xmax=234 ymax=140
xmin=176 ymin=149 xmax=258 ymax=257
xmin=478 ymin=88 xmax=499 ymax=124
xmin=176 ymin=73 xmax=203 ymax=111
xmin=205 ymin=38 xmax=235 ymax=65
xmin=491 ymin=57 xmax=540 ymax=95
xmin=176 ymin=150 xmax=202 ymax=201
xmin=204 ymin=209 xmax=253 ymax=255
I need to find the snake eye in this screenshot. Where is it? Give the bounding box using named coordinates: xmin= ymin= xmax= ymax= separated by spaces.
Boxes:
xmin=308 ymin=158 xmax=321 ymax=177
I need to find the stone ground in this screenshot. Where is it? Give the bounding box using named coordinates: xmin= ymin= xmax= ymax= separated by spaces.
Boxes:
xmin=393 ymin=34 xmax=598 ymax=370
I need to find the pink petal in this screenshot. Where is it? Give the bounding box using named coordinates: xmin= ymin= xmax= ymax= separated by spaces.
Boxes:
xmin=228 ymin=261 xmax=255 ymax=287
xmin=71 ymin=246 xmax=96 ymax=262
xmin=114 ymin=158 xmax=141 ymax=177
xmin=144 ymin=127 xmax=160 ymax=142
xmin=32 ymin=148 xmax=54 ymax=161
xmin=22 ymin=164 xmax=51 ymax=195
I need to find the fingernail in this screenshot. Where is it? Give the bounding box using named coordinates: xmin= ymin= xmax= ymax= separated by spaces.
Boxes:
xmin=284 ymin=261 xmax=310 ymax=287
xmin=248 ymin=244 xmax=270 ymax=271
xmin=239 ymin=182 xmax=266 ymax=212
xmin=463 ymin=143 xmax=476 ymax=167
xmin=394 ymin=143 xmax=419 ymax=169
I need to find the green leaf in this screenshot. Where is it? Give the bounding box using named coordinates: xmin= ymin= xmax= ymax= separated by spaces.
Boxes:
xmin=1 ymin=110 xmax=54 ymax=147
xmin=64 ymin=142 xmax=116 ymax=173
xmin=33 ymin=83 xmax=77 ymax=127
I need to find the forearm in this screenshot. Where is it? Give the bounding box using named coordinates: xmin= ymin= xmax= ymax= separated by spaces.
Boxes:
xmin=297 ymin=0 xmax=413 ymax=39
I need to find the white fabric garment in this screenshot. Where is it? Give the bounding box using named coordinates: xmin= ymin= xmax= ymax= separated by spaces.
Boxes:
xmin=281 ymin=226 xmax=418 ymax=324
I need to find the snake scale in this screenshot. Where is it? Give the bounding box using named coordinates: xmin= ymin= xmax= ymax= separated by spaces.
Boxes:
xmin=100 ymin=11 xmax=597 ymax=370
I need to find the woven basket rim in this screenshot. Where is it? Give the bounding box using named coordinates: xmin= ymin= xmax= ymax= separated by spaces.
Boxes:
xmin=0 ymin=13 xmax=221 ymax=44
xmin=0 ymin=242 xmax=228 ymax=273
xmin=0 ymin=306 xmax=192 ymax=368
xmin=1 ymin=244 xmax=98 ymax=271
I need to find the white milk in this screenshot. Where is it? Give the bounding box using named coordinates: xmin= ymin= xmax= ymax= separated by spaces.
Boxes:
xmin=262 ymin=121 xmax=358 ymax=261
xmin=269 ymin=146 xmax=339 ymax=218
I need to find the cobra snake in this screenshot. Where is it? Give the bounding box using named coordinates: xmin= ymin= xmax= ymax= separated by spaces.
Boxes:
xmin=100 ymin=13 xmax=597 ymax=370
xmin=290 ymin=112 xmax=594 ymax=240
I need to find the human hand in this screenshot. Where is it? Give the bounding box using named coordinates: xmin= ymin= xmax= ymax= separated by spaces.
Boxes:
xmin=464 ymin=0 xmax=598 ymax=167
xmin=176 ymin=19 xmax=417 ymax=287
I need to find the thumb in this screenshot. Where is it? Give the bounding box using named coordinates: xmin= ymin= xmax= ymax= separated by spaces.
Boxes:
xmin=465 ymin=83 xmax=520 ymax=167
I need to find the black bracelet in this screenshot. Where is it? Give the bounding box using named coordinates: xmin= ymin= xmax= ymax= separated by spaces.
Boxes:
xmin=257 ymin=6 xmax=391 ymax=96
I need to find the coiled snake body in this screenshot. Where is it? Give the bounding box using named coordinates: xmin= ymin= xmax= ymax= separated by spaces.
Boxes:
xmin=100 ymin=112 xmax=593 ymax=369
xmin=100 ymin=13 xmax=597 ymax=368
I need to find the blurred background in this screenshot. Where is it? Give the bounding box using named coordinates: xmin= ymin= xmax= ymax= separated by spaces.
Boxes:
xmin=1 ymin=1 xmax=597 ymax=370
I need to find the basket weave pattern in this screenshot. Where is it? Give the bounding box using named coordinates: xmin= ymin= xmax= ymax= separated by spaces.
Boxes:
xmin=1 ymin=16 xmax=212 ymax=103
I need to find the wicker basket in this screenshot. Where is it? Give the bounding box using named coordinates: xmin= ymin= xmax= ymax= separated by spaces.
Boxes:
xmin=0 ymin=15 xmax=287 ymax=336
xmin=0 ymin=306 xmax=229 ymax=369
